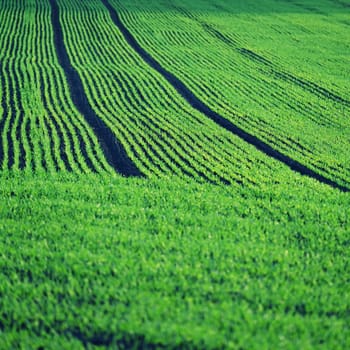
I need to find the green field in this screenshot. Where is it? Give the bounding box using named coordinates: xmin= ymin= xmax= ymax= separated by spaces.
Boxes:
xmin=0 ymin=0 xmax=349 ymax=348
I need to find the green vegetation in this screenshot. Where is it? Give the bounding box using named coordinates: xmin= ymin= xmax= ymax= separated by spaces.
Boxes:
xmin=0 ymin=0 xmax=349 ymax=348
xmin=1 ymin=171 xmax=349 ymax=349
xmin=0 ymin=0 xmax=112 ymax=173
xmin=114 ymin=0 xmax=350 ymax=188
xmin=56 ymin=0 xmax=312 ymax=187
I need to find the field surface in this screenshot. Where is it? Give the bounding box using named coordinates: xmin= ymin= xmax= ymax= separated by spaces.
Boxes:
xmin=0 ymin=0 xmax=349 ymax=348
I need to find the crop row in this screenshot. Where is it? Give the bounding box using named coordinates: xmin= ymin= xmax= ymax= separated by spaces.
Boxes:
xmin=0 ymin=0 xmax=112 ymax=173
xmin=53 ymin=0 xmax=320 ymax=187
xmin=1 ymin=0 xmax=348 ymax=190
xmin=169 ymin=3 xmax=350 ymax=108
xmin=113 ymin=0 xmax=350 ymax=188
xmin=144 ymin=0 xmax=350 ymax=101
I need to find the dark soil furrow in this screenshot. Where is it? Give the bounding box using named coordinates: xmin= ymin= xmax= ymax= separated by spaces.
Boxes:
xmin=101 ymin=0 xmax=349 ymax=192
xmin=45 ymin=60 xmax=105 ymax=172
xmin=0 ymin=63 xmax=7 ymax=168
xmin=48 ymin=0 xmax=142 ymax=177
xmin=5 ymin=64 xmax=16 ymax=169
xmin=13 ymin=65 xmax=27 ymax=170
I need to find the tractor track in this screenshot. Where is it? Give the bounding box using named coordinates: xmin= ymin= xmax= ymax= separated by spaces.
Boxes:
xmin=48 ymin=0 xmax=143 ymax=177
xmin=101 ymin=0 xmax=349 ymax=192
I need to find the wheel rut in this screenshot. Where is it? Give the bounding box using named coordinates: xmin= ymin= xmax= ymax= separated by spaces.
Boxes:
xmin=101 ymin=0 xmax=349 ymax=192
xmin=48 ymin=0 xmax=143 ymax=177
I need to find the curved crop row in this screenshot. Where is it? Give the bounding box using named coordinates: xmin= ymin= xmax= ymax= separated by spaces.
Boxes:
xmin=112 ymin=0 xmax=350 ymax=188
xmin=169 ymin=4 xmax=350 ymax=109
xmin=53 ymin=0 xmax=321 ymax=188
xmin=143 ymin=0 xmax=350 ymax=101
xmin=0 ymin=0 xmax=112 ymax=173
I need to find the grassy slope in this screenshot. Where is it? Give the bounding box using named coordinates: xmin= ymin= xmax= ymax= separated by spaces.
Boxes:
xmin=0 ymin=172 xmax=349 ymax=349
xmin=1 ymin=0 xmax=349 ymax=348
